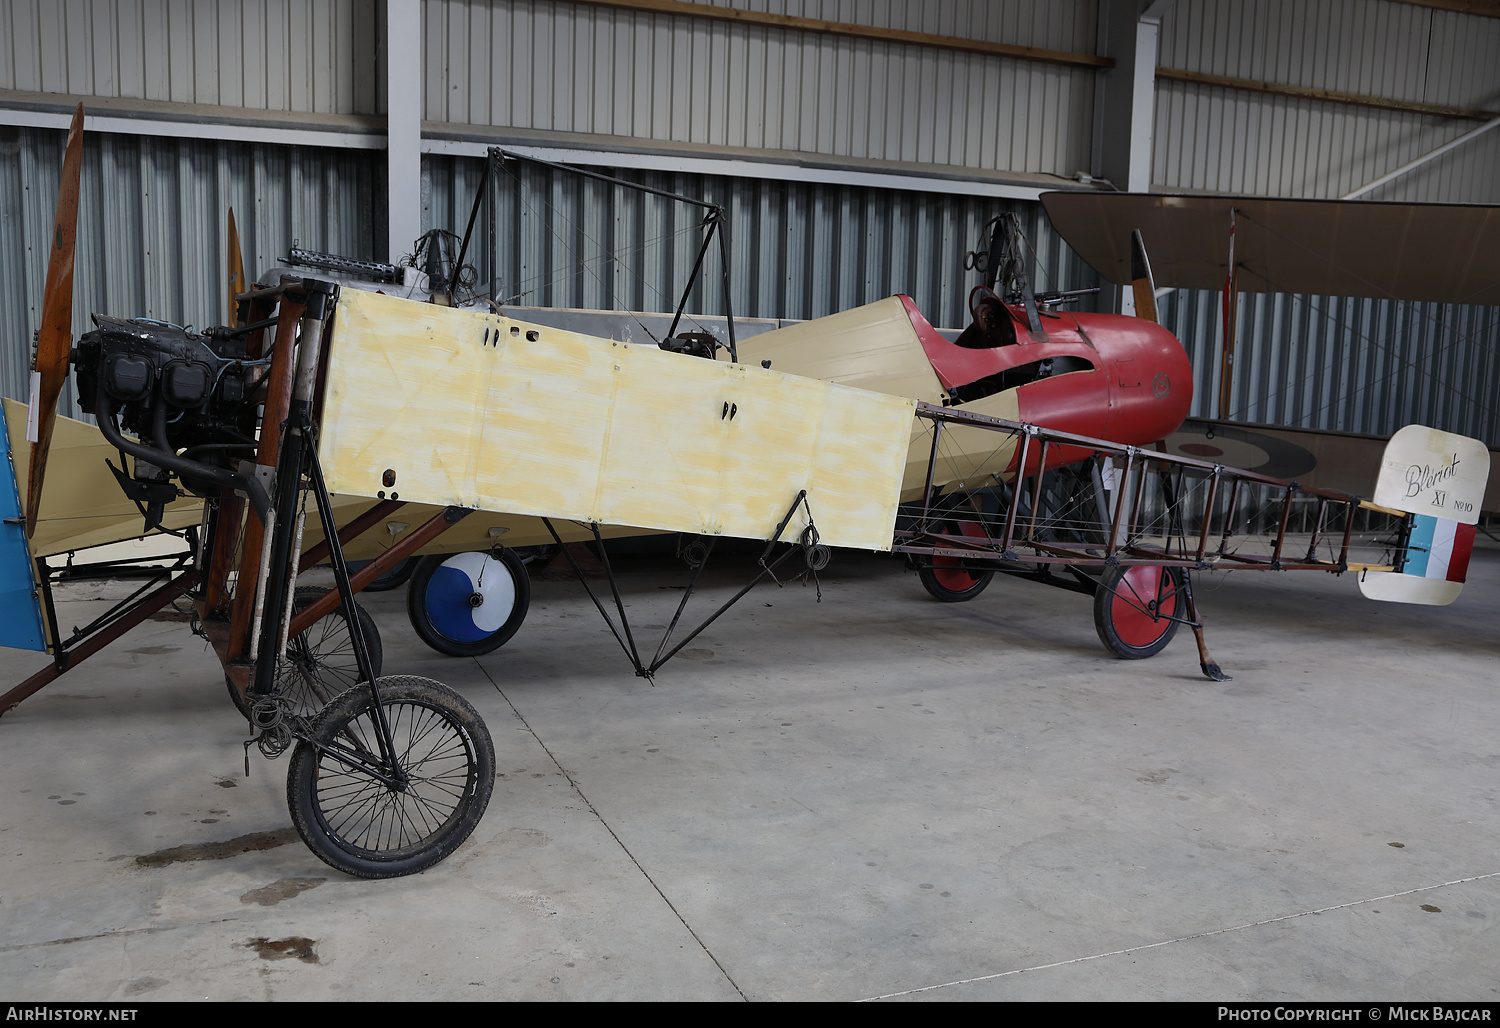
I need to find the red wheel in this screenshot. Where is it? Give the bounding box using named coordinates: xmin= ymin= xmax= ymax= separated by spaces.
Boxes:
xmin=919 ymin=517 xmax=995 ymax=602
xmin=1094 ymin=566 xmax=1183 ymax=659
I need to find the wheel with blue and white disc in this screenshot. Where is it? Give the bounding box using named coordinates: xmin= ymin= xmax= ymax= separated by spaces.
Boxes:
xmin=406 ymin=548 xmax=531 ymax=656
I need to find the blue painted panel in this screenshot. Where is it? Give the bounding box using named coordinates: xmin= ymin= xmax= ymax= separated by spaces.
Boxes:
xmin=0 ymin=404 xmax=47 ymax=652
xmin=1404 ymin=514 xmax=1436 ymax=578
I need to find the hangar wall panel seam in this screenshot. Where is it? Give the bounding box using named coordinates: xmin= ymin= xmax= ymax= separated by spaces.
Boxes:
xmin=423 ymin=0 xmax=1098 ymax=178
xmin=1152 ymin=0 xmax=1500 ymax=201
xmin=0 ymin=0 xmax=380 ymax=115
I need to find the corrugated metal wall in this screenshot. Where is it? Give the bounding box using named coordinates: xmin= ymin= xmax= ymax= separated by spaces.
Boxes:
xmin=425 ymin=0 xmax=1098 ymax=177
xmin=1154 ymin=0 xmax=1500 ymax=201
xmin=422 ymin=150 xmax=1097 ymax=328
xmin=0 ymin=125 xmax=384 ymax=419
xmin=7 ymin=121 xmax=1498 ymax=448
xmin=9 ymin=1 xmax=1495 ymax=203
xmin=3 ymin=126 xmax=1092 ymax=413
xmin=0 ymin=0 xmax=379 ymax=114
xmin=3 ymin=1 xmax=1498 ymax=447
xmin=424 ymin=149 xmax=1500 ymax=447
xmin=1161 ymin=287 xmax=1500 ymax=444
xmin=1148 ymin=0 xmax=1500 ymax=444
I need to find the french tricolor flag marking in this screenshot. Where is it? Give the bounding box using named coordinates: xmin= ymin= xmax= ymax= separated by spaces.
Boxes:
xmin=1405 ymin=514 xmax=1476 ymax=584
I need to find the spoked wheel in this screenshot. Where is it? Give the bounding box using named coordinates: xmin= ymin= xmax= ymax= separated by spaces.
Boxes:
xmin=918 ymin=493 xmax=999 ymax=602
xmin=287 ymin=676 xmax=495 ymax=879
xmin=226 ymin=586 xmax=383 ymax=718
xmin=407 ymin=549 xmax=530 ymax=656
xmin=1094 ymin=565 xmax=1184 ymax=659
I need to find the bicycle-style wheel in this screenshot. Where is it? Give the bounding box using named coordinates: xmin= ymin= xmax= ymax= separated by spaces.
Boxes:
xmin=227 ymin=586 xmax=382 ymax=718
xmin=287 ymin=676 xmax=494 ymax=879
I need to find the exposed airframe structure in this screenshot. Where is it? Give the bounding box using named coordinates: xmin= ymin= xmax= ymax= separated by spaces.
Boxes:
xmin=4 ymin=115 xmax=1490 ymax=881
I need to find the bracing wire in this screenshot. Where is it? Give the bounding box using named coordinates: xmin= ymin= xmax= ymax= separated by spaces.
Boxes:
xmin=495 ymin=161 xmax=728 ymax=346
xmin=1015 ymin=219 xmax=1058 ymax=297
xmin=496 ymin=166 xmax=700 ymax=303
xmin=1213 ymin=284 xmax=1500 ymax=432
xmin=1213 ymin=209 xmax=1500 ymax=433
xmin=917 ymin=432 xmax=1399 ymax=570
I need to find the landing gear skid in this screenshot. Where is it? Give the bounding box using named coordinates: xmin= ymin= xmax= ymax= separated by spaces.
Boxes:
xmin=1180 ymin=570 xmax=1231 ymax=682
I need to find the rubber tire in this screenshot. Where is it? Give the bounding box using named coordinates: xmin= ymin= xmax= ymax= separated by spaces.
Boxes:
xmin=287 ymin=676 xmax=495 ymax=879
xmin=226 ymin=586 xmax=383 ymax=719
xmin=354 ymin=557 xmax=415 ymax=593
xmin=406 ymin=549 xmax=530 ymax=656
xmin=1094 ymin=566 xmax=1184 ymax=659
xmin=918 ymin=514 xmax=996 ymax=602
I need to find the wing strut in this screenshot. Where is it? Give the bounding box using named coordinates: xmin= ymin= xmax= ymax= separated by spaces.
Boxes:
xmin=1129 ymin=229 xmax=1158 ymax=324
xmin=1218 ymin=208 xmax=1239 ymax=419
xmin=541 ymin=491 xmax=827 ymax=681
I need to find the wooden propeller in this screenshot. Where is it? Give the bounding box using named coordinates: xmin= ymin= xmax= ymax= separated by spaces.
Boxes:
xmin=1129 ymin=229 xmax=1158 ymax=324
xmin=227 ymin=207 xmax=246 ymax=326
xmin=25 ymin=103 xmax=85 ymax=539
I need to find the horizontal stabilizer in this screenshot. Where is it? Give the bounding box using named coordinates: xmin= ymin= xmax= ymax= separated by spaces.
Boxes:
xmin=1360 ymin=425 xmax=1488 ymax=606
xmin=1372 ymin=425 xmax=1488 ymax=525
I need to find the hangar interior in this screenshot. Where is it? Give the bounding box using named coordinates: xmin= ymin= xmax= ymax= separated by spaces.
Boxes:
xmin=2 ymin=0 xmax=1499 ymax=1002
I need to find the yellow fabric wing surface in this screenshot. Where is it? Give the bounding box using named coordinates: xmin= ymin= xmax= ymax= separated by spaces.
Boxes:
xmin=320 ymin=290 xmax=914 ymax=552
xmin=4 ymin=397 xmax=202 ymax=557
xmin=737 ymin=297 xmax=1022 ymax=500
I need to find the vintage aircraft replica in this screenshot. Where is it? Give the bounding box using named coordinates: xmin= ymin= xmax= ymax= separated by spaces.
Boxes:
xmin=1 ymin=110 xmax=1488 ymax=879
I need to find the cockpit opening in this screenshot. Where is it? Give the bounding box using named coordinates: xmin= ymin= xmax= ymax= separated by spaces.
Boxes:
xmin=947 ymin=354 xmax=1097 ymax=406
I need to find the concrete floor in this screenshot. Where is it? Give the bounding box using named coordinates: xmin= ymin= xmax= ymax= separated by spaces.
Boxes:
xmin=2 ymin=541 xmax=1498 ymax=1001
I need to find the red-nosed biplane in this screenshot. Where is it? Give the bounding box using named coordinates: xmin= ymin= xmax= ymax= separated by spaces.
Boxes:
xmin=1 ymin=111 xmax=1488 ymax=880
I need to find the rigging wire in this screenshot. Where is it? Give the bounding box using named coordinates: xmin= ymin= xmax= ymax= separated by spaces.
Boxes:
xmin=1014 ymin=218 xmax=1059 ymax=297
xmin=497 ymin=229 xmax=698 ymax=307
xmin=495 ymin=159 xmax=699 ymax=303
xmin=1208 ymin=277 xmax=1500 ymax=432
xmin=495 ymin=160 xmax=728 ymax=346
xmin=1211 ymin=209 xmax=1500 ymax=433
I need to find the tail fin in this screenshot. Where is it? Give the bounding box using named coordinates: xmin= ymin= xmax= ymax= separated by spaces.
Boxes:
xmin=1358 ymin=425 xmax=1489 ymax=606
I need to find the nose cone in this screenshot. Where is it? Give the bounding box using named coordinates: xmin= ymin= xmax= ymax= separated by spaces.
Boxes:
xmin=1087 ymin=314 xmax=1194 ymax=445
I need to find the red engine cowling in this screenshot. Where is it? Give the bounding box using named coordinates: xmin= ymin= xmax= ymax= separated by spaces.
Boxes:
xmin=899 ymin=295 xmax=1193 ymax=478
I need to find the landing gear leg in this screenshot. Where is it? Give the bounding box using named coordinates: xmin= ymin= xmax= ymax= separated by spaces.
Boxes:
xmin=1179 ymin=571 xmax=1230 ymax=682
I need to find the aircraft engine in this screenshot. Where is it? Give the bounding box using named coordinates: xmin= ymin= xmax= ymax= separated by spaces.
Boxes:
xmin=72 ymin=316 xmax=267 ymax=527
